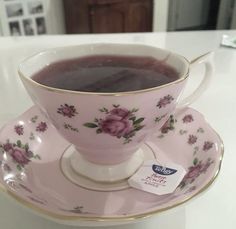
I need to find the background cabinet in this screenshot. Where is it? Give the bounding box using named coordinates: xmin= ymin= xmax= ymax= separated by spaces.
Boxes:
xmin=63 ymin=0 xmax=153 ymax=33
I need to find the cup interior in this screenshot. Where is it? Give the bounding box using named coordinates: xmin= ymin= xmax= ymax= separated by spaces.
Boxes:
xmin=18 ymin=43 xmax=189 ymax=92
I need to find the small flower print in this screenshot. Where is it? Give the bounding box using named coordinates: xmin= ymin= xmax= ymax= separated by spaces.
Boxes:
xmin=203 ymin=141 xmax=213 ymax=151
xmin=157 ymin=95 xmax=174 ymax=109
xmin=0 ymin=140 xmax=41 ymax=171
xmin=14 ymin=125 xmax=24 ymax=135
xmin=160 ymin=115 xmax=176 ymax=134
xmin=57 ymin=104 xmax=78 ymax=118
xmin=197 ymin=127 xmax=204 ymax=133
xmin=36 ymin=122 xmax=47 ymax=132
xmin=179 ymin=158 xmax=214 ymax=189
xmin=188 ymin=135 xmax=197 ymax=145
xmin=2 ymin=142 xmax=12 ymax=152
xmin=84 ymin=105 xmax=145 ymax=144
xmin=182 ymin=114 xmax=194 ymax=123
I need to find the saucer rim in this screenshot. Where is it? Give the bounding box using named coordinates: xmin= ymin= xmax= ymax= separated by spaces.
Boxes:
xmin=0 ymin=106 xmax=224 ymax=222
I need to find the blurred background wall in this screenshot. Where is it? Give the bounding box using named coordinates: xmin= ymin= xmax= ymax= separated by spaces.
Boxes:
xmin=0 ymin=0 xmax=235 ymax=36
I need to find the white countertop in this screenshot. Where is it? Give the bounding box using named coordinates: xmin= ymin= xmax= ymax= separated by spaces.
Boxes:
xmin=0 ymin=30 xmax=235 ymax=228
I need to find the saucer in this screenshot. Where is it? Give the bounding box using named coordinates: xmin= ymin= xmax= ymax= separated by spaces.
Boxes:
xmin=0 ymin=106 xmax=223 ymax=226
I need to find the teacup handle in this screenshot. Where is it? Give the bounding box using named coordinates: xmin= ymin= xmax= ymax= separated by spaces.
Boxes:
xmin=177 ymin=52 xmax=214 ymax=111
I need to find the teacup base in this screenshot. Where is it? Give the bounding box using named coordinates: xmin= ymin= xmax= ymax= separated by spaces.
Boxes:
xmin=60 ymin=144 xmax=155 ymax=191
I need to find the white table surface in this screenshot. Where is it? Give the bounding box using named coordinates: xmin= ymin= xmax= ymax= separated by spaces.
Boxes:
xmin=0 ymin=30 xmax=235 ymax=228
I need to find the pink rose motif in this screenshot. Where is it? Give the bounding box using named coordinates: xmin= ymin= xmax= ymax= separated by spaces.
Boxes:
xmin=99 ymin=115 xmax=132 ymax=138
xmin=184 ymin=163 xmax=203 ymax=180
xmin=84 ymin=105 xmax=144 ymax=144
xmin=0 ymin=140 xmax=41 ymax=170
xmin=110 ymin=108 xmax=130 ymax=118
xmin=179 ymin=158 xmax=213 ymax=189
xmin=9 ymin=147 xmax=30 ymax=166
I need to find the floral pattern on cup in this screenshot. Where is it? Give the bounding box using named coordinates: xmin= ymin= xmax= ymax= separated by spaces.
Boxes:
xmin=188 ymin=135 xmax=197 ymax=145
xmin=0 ymin=140 xmax=41 ymax=171
xmin=84 ymin=105 xmax=145 ymax=144
xmin=36 ymin=122 xmax=47 ymax=132
xmin=57 ymin=104 xmax=78 ymax=118
xmin=182 ymin=114 xmax=194 ymax=123
xmin=178 ymin=157 xmax=214 ymax=189
xmin=157 ymin=95 xmax=174 ymax=109
xmin=203 ymin=141 xmax=213 ymax=151
xmin=158 ymin=113 xmax=214 ymax=159
xmin=14 ymin=125 xmax=24 ymax=136
xmin=157 ymin=115 xmax=176 ymax=139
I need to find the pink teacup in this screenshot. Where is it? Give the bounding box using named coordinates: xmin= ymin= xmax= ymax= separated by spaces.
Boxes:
xmin=18 ymin=44 xmax=213 ymax=183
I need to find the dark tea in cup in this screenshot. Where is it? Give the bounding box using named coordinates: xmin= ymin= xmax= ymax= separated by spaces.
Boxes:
xmin=32 ymin=55 xmax=179 ymax=93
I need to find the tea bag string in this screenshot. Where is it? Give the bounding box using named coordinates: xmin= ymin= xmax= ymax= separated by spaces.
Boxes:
xmin=145 ymin=141 xmax=173 ymax=168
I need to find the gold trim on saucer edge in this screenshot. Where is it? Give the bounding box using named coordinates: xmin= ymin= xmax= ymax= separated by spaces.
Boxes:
xmin=0 ymin=131 xmax=224 ymax=223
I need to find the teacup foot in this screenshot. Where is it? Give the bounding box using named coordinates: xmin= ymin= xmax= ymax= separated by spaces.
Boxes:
xmin=60 ymin=144 xmax=155 ymax=191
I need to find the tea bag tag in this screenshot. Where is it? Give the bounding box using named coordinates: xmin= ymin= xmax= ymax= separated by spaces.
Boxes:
xmin=128 ymin=160 xmax=186 ymax=195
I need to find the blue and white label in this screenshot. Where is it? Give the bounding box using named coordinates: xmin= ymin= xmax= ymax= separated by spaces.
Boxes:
xmin=152 ymin=164 xmax=177 ymax=175
xmin=128 ymin=160 xmax=186 ymax=195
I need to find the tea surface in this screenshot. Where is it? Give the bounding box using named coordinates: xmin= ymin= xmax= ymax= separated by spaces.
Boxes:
xmin=32 ymin=55 xmax=179 ymax=93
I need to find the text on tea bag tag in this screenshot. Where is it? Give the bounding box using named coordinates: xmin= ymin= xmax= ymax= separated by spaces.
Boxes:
xmin=128 ymin=160 xmax=186 ymax=195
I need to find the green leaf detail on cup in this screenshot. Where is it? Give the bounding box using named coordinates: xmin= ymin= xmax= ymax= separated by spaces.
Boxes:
xmin=83 ymin=105 xmax=145 ymax=144
xmin=64 ymin=123 xmax=79 ymax=133
xmin=157 ymin=115 xmax=176 ymax=138
xmin=30 ymin=115 xmax=38 ymax=123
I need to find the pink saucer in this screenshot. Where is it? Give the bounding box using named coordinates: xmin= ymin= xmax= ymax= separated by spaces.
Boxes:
xmin=0 ymin=106 xmax=223 ymax=226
